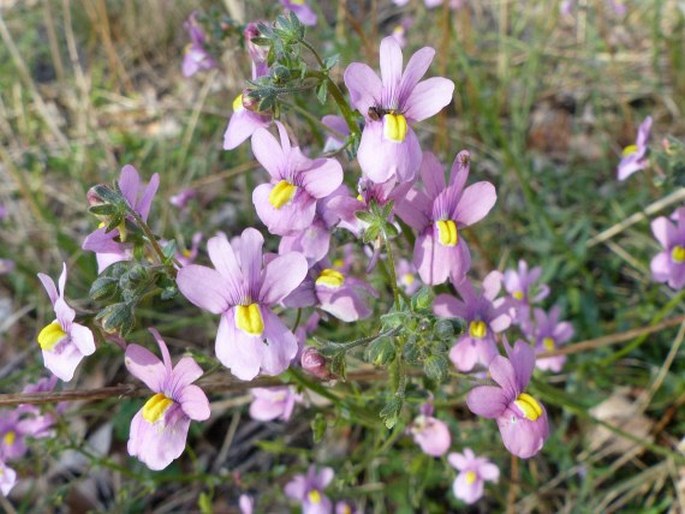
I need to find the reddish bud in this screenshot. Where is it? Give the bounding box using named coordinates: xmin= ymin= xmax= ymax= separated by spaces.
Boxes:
xmin=300 ymin=347 xmax=330 ymax=379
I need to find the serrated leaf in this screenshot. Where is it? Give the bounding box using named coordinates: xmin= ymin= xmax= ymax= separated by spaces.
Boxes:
xmin=423 ymin=354 xmax=448 ymax=383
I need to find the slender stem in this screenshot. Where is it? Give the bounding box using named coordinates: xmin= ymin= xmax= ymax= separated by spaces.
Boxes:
xmin=127 ymin=207 xmax=180 ymax=273
xmin=382 ymin=233 xmax=401 ymax=307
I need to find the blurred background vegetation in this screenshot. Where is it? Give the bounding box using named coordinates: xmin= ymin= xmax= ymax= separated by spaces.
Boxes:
xmin=1 ymin=0 xmax=685 ymax=512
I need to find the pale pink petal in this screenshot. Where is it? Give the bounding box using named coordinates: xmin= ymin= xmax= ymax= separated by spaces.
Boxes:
xmin=403 ymin=77 xmax=454 ymax=122
xmin=215 ymin=313 xmax=264 ymax=381
xmin=379 ymin=36 xmax=403 ymax=97
xmin=454 ymin=182 xmax=497 ymax=227
xmin=398 ymin=47 xmax=435 ymax=104
xmin=343 ymin=63 xmax=383 ymax=115
xmin=251 ymin=127 xmax=286 ymax=179
xmin=178 ymin=384 xmax=210 ymax=421
xmin=466 ymin=385 xmax=508 ymax=419
xmin=261 ymin=310 xmax=298 ymax=375
xmin=260 ymin=252 xmax=308 ymax=305
xmin=177 ymin=264 xmax=232 ymax=314
xmin=125 ymin=344 xmax=165 ymax=391
xmin=70 ymin=323 xmax=95 ymax=356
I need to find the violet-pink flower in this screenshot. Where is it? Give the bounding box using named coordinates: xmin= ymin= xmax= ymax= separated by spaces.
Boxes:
xmin=395 ymin=151 xmax=496 ymax=285
xmin=177 ymin=228 xmax=308 ymax=380
xmin=125 ymin=328 xmax=210 ymax=471
xmin=251 ymin=122 xmax=343 ymax=236
xmin=466 ymin=340 xmax=549 ymax=459
xmin=249 ymin=386 xmax=302 ymax=422
xmin=433 ymin=271 xmax=510 ymax=372
xmin=343 ymin=36 xmax=454 ymax=183
xmin=650 ymin=206 xmax=685 ymax=290
xmin=37 ymin=263 xmax=95 ymax=381
xmin=447 ymin=448 xmax=499 ymax=504
xmin=617 ymin=116 xmax=652 ymax=181
xmin=82 ymin=165 xmax=159 ymax=273
xmin=285 ymin=465 xmax=335 ymax=514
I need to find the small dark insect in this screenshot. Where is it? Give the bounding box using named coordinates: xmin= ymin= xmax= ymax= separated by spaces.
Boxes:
xmin=368 ymin=106 xmax=386 ymax=121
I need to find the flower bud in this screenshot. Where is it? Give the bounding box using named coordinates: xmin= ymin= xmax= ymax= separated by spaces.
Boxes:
xmin=300 ymin=347 xmax=330 ymax=379
xmin=241 ymin=89 xmax=261 ymax=112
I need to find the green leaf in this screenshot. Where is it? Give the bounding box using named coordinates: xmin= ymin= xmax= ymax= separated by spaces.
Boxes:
xmin=423 ymin=354 xmax=448 ymax=383
xmin=380 ymin=396 xmax=402 ymax=429
xmin=316 ymin=80 xmax=328 ymax=104
xmin=366 ymin=337 xmax=396 ymax=367
xmin=311 ymin=413 xmax=327 ymax=443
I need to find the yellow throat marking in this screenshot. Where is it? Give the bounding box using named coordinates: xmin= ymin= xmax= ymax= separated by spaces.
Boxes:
xmin=307 ymin=490 xmax=322 ymax=504
xmin=268 ymin=180 xmax=297 ymax=209
xmin=383 ymin=113 xmax=408 ymax=142
xmin=436 ymin=220 xmax=458 ymax=247
xmin=233 ymin=93 xmax=244 ymax=112
xmin=513 ymin=290 xmax=524 ymax=301
xmin=3 ymin=431 xmax=16 ymax=447
xmin=235 ymin=303 xmax=264 ymax=336
xmin=542 ymin=337 xmax=555 ymax=351
xmin=514 ymin=393 xmax=543 ymax=421
xmin=671 ymin=245 xmax=685 ymax=264
xmin=142 ymin=393 xmax=174 ymax=423
xmin=621 ymin=144 xmax=638 ymax=157
xmin=465 ymin=470 xmax=477 ymax=485
xmin=316 ymin=268 xmax=345 ymax=288
xmin=468 ymin=320 xmax=487 ymax=339
xmin=37 ymin=321 xmax=66 ymax=351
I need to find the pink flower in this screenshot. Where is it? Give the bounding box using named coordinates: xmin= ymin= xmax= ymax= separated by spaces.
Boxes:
xmin=433 ymin=271 xmax=511 ymax=372
xmin=37 ymin=264 xmax=95 ymax=381
xmin=125 ymin=328 xmax=210 ymax=470
xmin=344 ymin=37 xmax=454 ymax=183
xmin=280 ymin=0 xmax=317 ymax=26
xmin=82 ymin=165 xmax=159 ymax=273
xmin=177 ymin=228 xmax=308 ymax=380
xmin=249 ymin=386 xmax=302 ymax=422
xmin=182 ymin=12 xmax=216 ymax=77
xmin=285 ymin=465 xmax=335 ymax=514
xmin=448 ymin=448 xmax=499 ymax=504
xmin=0 ymin=461 xmax=16 ymax=496
xmin=650 ymin=206 xmax=685 ymax=290
xmin=239 ymin=494 xmax=254 ymax=514
xmin=466 ymin=340 xmax=549 ymax=458
xmin=617 ymin=116 xmax=652 ymax=181
xmin=409 ymin=403 xmax=451 ymax=457
xmin=525 ymin=306 xmax=574 ymax=373
xmin=251 ymin=122 xmax=343 ymax=236
xmin=395 ymin=151 xmax=496 ymax=285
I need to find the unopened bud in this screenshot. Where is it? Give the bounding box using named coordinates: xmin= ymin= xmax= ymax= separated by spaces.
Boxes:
xmin=300 ymin=347 xmax=330 ymax=379
xmin=87 ymin=186 xmax=104 ymax=207
xmin=242 ymin=89 xmax=261 ymax=112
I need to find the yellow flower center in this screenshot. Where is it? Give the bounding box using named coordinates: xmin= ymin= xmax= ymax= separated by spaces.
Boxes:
xmin=465 ymin=470 xmax=477 ymax=485
xmin=621 ymin=144 xmax=638 ymax=157
xmin=182 ymin=248 xmax=192 ymax=258
xmin=542 ymin=337 xmax=555 ymax=351
xmin=3 ymin=431 xmax=16 ymax=447
xmin=514 ymin=393 xmax=543 ymax=421
xmin=435 ymin=219 xmax=458 ymax=247
xmin=402 ymin=273 xmax=415 ymax=286
xmin=307 ymin=490 xmax=322 ymax=504
xmin=468 ymin=320 xmax=487 ymax=339
xmin=383 ymin=113 xmax=408 ymax=142
xmin=315 ymin=268 xmax=345 ymax=288
xmin=37 ymin=321 xmax=67 ymax=351
xmin=291 ymin=0 xmax=305 ymax=4
xmin=671 ymin=245 xmax=685 ymax=264
xmin=333 ymin=258 xmax=345 ymax=268
xmin=339 ymin=506 xmax=352 ymax=514
xmin=232 ymin=93 xmax=244 ymax=112
xmin=142 ymin=393 xmax=174 ymax=423
xmin=268 ymin=180 xmax=297 ymax=209
xmin=513 ymin=290 xmax=524 ymax=300
xmin=235 ymin=303 xmax=265 ymax=336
